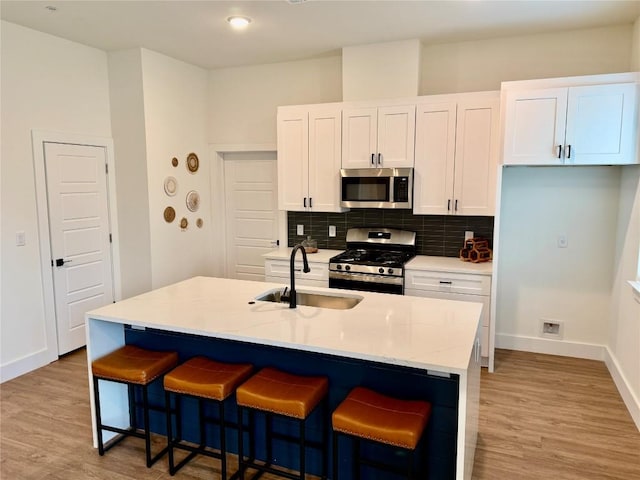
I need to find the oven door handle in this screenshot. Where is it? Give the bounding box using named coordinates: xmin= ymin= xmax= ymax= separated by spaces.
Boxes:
xmin=329 ymin=270 xmax=404 ymax=286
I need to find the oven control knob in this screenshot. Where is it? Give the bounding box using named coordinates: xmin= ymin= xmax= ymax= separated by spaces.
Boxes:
xmin=378 ymin=267 xmax=385 ymax=274
xmin=336 ymin=264 xmax=342 ymax=270
xmin=388 ymin=268 xmax=394 ymax=275
xmin=345 ymin=265 xmax=351 ymax=271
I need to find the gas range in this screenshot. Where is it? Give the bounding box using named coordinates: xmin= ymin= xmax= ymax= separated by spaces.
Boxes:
xmin=329 ymin=228 xmax=416 ymax=295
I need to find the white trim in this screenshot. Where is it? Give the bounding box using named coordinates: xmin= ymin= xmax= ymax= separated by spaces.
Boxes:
xmin=210 ymin=143 xmax=277 ymax=153
xmin=0 ymin=348 xmax=54 ymax=383
xmin=30 ymin=130 xmax=121 ymax=363
xmin=605 ymin=347 xmax=640 ymax=431
xmin=495 ymin=333 xmax=605 ymax=360
xmin=501 ymin=72 xmax=639 ymax=92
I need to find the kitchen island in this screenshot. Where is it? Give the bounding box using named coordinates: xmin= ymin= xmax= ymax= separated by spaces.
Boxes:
xmin=85 ymin=276 xmax=482 ymax=480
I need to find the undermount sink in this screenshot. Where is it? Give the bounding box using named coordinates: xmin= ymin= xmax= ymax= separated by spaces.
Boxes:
xmin=256 ymin=288 xmax=363 ymax=310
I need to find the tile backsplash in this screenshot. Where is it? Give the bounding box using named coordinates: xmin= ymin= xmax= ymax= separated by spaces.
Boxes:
xmin=287 ymin=210 xmax=494 ymax=258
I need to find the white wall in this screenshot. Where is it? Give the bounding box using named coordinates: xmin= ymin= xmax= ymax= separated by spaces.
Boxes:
xmin=108 ymin=49 xmax=152 ymax=299
xmin=0 ymin=21 xmax=112 ymax=380
xmin=343 ymin=39 xmax=420 ymax=101
xmin=496 ymin=167 xmax=621 ymax=357
xmin=608 ymin=166 xmax=640 ymax=428
xmin=140 ymin=49 xmax=212 ymax=289
xmin=207 ymin=56 xmax=342 ymax=145
xmin=420 ymin=25 xmax=633 ymax=94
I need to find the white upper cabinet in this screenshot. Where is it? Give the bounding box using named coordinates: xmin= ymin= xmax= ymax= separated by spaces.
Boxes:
xmin=277 ymin=105 xmax=345 ymax=212
xmin=503 ymin=82 xmax=638 ymax=165
xmin=342 ymin=104 xmax=416 ymax=168
xmin=413 ymin=93 xmax=500 ymax=216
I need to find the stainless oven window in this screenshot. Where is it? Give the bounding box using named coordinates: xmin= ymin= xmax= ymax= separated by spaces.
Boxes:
xmin=342 ymin=177 xmax=389 ymax=202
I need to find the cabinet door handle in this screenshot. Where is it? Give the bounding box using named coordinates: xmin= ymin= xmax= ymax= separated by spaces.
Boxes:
xmin=447 ymin=199 xmax=451 ymax=211
xmin=303 ymin=197 xmax=307 ymax=208
xmin=455 ymin=199 xmax=458 ymax=211
xmin=377 ymin=153 xmax=382 ymax=165
xmin=309 ymin=197 xmax=313 ymax=208
xmin=439 ymin=281 xmax=453 ymax=285
xmin=371 ymin=153 xmax=375 ymax=166
xmin=557 ymin=145 xmax=562 ymax=159
xmin=567 ymin=144 xmax=571 ymax=159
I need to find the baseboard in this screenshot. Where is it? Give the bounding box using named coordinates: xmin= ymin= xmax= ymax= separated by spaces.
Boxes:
xmin=495 ymin=333 xmax=605 ymax=360
xmin=604 ymin=347 xmax=640 ymax=431
xmin=0 ymin=348 xmax=55 ymax=383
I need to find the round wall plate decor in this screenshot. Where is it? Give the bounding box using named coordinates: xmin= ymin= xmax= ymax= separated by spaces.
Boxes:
xmin=196 ymin=218 xmax=203 ymax=228
xmin=186 ymin=190 xmax=200 ymax=212
xmin=171 ymin=157 xmax=179 ymax=167
xmin=164 ymin=176 xmax=178 ymax=196
xmin=180 ymin=217 xmax=188 ymax=230
xmin=186 ymin=152 xmax=199 ymax=173
xmin=163 ymin=206 xmax=176 ymax=223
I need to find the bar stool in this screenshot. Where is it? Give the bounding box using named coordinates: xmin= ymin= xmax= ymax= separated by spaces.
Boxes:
xmin=163 ymin=356 xmax=253 ymax=479
xmin=332 ymin=386 xmax=432 ymax=479
xmin=91 ymin=344 xmax=179 ymax=467
xmin=236 ymin=367 xmax=329 ymax=480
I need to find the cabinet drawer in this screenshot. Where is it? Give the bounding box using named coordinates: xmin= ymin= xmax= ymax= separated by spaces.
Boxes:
xmin=265 ymin=260 xmax=328 ymax=282
xmin=405 ymin=270 xmax=491 ymax=296
xmin=405 ymin=289 xmax=489 ymax=327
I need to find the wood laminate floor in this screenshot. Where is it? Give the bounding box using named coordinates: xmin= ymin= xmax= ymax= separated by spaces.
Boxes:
xmin=1 ymin=349 xmax=639 ymax=480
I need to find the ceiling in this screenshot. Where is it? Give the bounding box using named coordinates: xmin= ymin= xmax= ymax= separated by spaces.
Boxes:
xmin=1 ymin=1 xmax=639 ymax=69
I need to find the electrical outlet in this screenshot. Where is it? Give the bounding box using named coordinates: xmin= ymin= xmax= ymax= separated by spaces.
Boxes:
xmin=328 ymin=225 xmax=336 ymax=237
xmin=557 ymin=234 xmax=568 ymax=248
xmin=464 ymin=231 xmax=474 ymax=241
xmin=297 ymin=224 xmax=304 ymax=235
xmin=15 ymin=231 xmax=25 ymax=246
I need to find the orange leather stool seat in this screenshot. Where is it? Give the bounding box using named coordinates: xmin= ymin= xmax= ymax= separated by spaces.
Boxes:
xmin=164 ymin=356 xmax=253 ymax=400
xmin=332 ymin=386 xmax=431 ymax=449
xmin=332 ymin=387 xmax=432 ymax=479
xmin=92 ymin=345 xmax=178 ymax=385
xmin=163 ymin=356 xmax=253 ymax=479
xmin=236 ymin=367 xmax=328 ymax=419
xmin=91 ymin=345 xmax=178 ymax=468
xmin=236 ymin=367 xmax=329 ymax=480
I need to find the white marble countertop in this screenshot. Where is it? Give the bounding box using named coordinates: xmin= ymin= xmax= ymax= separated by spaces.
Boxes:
xmin=406 ymin=256 xmax=493 ymax=275
xmin=263 ymin=248 xmax=343 ymax=263
xmin=86 ymin=276 xmax=482 ymax=375
xmin=264 ymin=248 xmax=493 ymax=275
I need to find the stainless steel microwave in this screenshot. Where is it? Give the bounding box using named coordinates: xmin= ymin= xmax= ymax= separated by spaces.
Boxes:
xmin=340 ymin=168 xmax=413 ymax=209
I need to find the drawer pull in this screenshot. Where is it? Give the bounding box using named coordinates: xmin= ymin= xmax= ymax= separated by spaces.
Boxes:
xmin=439 ymin=281 xmax=452 ymax=285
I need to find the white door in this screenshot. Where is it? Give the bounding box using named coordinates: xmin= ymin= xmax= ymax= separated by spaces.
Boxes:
xmin=341 ymin=107 xmax=378 ymax=168
xmin=565 ymin=83 xmax=638 ymax=165
xmin=224 ymin=154 xmax=279 ymax=281
xmin=453 ymin=97 xmax=500 ymax=216
xmin=376 ymin=105 xmax=416 ymax=168
xmin=44 ymin=142 xmax=114 ymax=355
xmin=413 ymin=101 xmax=457 ymax=215
xmin=503 ymin=88 xmax=568 ymax=165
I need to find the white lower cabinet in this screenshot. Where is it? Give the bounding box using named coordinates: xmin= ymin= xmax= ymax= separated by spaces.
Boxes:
xmin=405 ymin=269 xmax=492 ymax=366
xmin=264 ymin=259 xmax=329 ymax=288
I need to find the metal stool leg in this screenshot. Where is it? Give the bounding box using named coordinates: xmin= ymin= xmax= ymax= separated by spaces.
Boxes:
xmin=332 ymin=431 xmax=339 ymax=480
xmin=299 ymin=419 xmax=306 ymax=480
xmin=237 ymin=405 xmax=245 ymax=480
xmin=219 ymin=401 xmax=227 ymax=480
xmin=165 ymin=390 xmax=176 ymax=474
xmin=92 ymin=376 xmax=105 ymax=456
xmin=142 ymin=385 xmax=152 ymax=467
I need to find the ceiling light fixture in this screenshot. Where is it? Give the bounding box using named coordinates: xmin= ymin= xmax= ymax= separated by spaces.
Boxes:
xmin=227 ymin=16 xmax=251 ymax=29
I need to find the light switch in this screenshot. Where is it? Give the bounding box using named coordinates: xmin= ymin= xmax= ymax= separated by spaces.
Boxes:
xmin=16 ymin=231 xmax=25 ymax=246
xmin=297 ymin=224 xmax=304 ymax=235
xmin=465 ymin=231 xmax=474 ymax=241
xmin=329 ymin=225 xmax=336 ymax=237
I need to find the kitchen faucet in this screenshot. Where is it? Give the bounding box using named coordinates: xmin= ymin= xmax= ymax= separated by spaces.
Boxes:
xmin=288 ymin=244 xmax=310 ymax=308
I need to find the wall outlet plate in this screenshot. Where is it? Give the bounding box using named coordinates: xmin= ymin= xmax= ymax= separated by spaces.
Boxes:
xmin=465 ymin=231 xmax=474 ymax=241
xmin=540 ymin=318 xmax=564 ymax=339
xmin=328 ymin=225 xmax=336 ymax=237
xmin=297 ymin=224 xmax=304 ymax=235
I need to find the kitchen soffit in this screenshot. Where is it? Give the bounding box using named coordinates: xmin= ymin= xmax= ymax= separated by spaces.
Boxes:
xmin=1 ymin=0 xmax=638 ymax=69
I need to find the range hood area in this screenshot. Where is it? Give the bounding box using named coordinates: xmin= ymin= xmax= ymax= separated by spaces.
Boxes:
xmin=342 ymin=39 xmax=422 ymax=101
